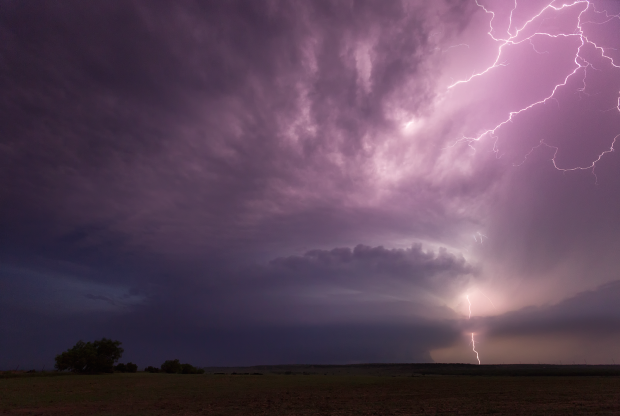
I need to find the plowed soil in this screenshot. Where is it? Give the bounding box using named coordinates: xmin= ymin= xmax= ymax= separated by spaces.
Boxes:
xmin=1 ymin=372 xmax=619 ymax=415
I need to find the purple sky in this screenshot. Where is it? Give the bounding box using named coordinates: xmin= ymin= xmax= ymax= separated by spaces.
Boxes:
xmin=1 ymin=0 xmax=620 ymax=368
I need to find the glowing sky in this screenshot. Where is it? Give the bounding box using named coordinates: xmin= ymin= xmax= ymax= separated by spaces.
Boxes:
xmin=1 ymin=0 xmax=620 ymax=368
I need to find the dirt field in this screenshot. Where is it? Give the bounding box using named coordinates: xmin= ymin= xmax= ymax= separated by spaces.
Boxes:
xmin=1 ymin=372 xmax=620 ymax=415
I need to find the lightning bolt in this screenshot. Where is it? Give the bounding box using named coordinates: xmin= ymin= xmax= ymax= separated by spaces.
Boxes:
xmin=473 ymin=231 xmax=488 ymax=244
xmin=471 ymin=333 xmax=481 ymax=365
xmin=466 ymin=294 xmax=481 ymax=364
xmin=449 ymin=0 xmax=620 ymax=180
xmin=478 ymin=289 xmax=496 ymax=310
xmin=442 ymin=43 xmax=470 ymax=54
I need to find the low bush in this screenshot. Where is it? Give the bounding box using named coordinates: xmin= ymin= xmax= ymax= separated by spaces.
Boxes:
xmin=161 ymin=359 xmax=204 ymax=374
xmin=126 ymin=362 xmax=138 ymax=373
xmin=114 ymin=362 xmax=137 ymax=373
xmin=181 ymin=363 xmax=204 ymax=374
xmin=161 ymin=359 xmax=182 ymax=374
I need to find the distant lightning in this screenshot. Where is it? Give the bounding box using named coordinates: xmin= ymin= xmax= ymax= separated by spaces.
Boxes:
xmin=471 ymin=333 xmax=481 ymax=365
xmin=473 ymin=232 xmax=488 ymax=244
xmin=466 ymin=294 xmax=481 ymax=364
xmin=442 ymin=44 xmax=470 ymax=54
xmin=448 ymin=0 xmax=620 ymax=178
xmin=516 ymin=134 xmax=619 ymax=184
xmin=478 ymin=289 xmax=496 ymax=310
xmin=465 ymin=291 xmax=495 ymax=364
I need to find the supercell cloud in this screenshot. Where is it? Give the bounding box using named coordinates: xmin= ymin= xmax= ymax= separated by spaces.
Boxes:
xmin=1 ymin=0 xmax=620 ymax=367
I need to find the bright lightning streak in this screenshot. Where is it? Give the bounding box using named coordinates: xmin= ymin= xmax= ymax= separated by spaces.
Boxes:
xmin=507 ymin=0 xmax=517 ymax=37
xmin=471 ymin=333 xmax=481 ymax=365
xmin=466 ymin=294 xmax=481 ymax=364
xmin=448 ymin=0 xmax=620 ymax=177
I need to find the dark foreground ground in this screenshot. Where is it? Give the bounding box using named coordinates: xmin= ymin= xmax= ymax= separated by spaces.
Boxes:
xmin=2 ymin=365 xmax=620 ymax=415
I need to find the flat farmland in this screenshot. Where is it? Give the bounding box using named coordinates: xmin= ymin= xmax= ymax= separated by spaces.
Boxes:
xmin=1 ymin=371 xmax=620 ymax=415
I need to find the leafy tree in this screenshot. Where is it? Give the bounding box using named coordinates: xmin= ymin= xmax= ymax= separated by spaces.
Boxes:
xmin=125 ymin=362 xmax=138 ymax=373
xmin=180 ymin=363 xmax=194 ymax=374
xmin=181 ymin=363 xmax=204 ymax=374
xmin=161 ymin=359 xmax=182 ymax=374
xmin=55 ymin=338 xmax=124 ymax=373
xmin=145 ymin=366 xmax=160 ymax=373
xmin=160 ymin=359 xmax=204 ymax=374
xmin=115 ymin=363 xmax=127 ymax=372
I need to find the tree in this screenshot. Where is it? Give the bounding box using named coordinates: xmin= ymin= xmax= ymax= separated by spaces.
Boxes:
xmin=160 ymin=359 xmax=204 ymax=374
xmin=115 ymin=362 xmax=137 ymax=373
xmin=125 ymin=362 xmax=138 ymax=373
xmin=161 ymin=359 xmax=182 ymax=374
xmin=181 ymin=363 xmax=204 ymax=374
xmin=55 ymin=338 xmax=124 ymax=373
xmin=180 ymin=363 xmax=194 ymax=374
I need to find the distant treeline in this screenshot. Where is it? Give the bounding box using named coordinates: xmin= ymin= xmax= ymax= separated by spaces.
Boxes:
xmin=145 ymin=359 xmax=204 ymax=374
xmin=114 ymin=362 xmax=138 ymax=373
xmin=54 ymin=339 xmax=203 ymax=374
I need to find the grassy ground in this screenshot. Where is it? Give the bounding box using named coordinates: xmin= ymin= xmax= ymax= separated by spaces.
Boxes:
xmin=1 ymin=372 xmax=620 ymax=415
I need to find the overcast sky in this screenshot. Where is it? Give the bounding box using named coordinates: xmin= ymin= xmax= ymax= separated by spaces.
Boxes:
xmin=1 ymin=0 xmax=620 ymax=369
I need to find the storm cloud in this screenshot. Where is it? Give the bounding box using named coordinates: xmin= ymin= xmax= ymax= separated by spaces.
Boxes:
xmin=1 ymin=0 xmax=620 ymax=368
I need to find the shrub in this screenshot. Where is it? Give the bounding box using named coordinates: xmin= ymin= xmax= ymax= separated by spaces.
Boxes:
xmin=180 ymin=363 xmax=204 ymax=374
xmin=55 ymin=338 xmax=123 ymax=373
xmin=115 ymin=363 xmax=127 ymax=373
xmin=180 ymin=363 xmax=195 ymax=374
xmin=160 ymin=359 xmax=204 ymax=374
xmin=161 ymin=359 xmax=182 ymax=374
xmin=145 ymin=366 xmax=160 ymax=373
xmin=125 ymin=362 xmax=138 ymax=373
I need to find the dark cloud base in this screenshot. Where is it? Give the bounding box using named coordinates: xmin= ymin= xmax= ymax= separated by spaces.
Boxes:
xmin=0 ymin=303 xmax=458 ymax=368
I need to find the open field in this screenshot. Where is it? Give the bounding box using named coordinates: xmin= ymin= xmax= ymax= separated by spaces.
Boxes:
xmin=2 ymin=367 xmax=620 ymax=415
xmin=204 ymin=363 xmax=620 ymax=377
